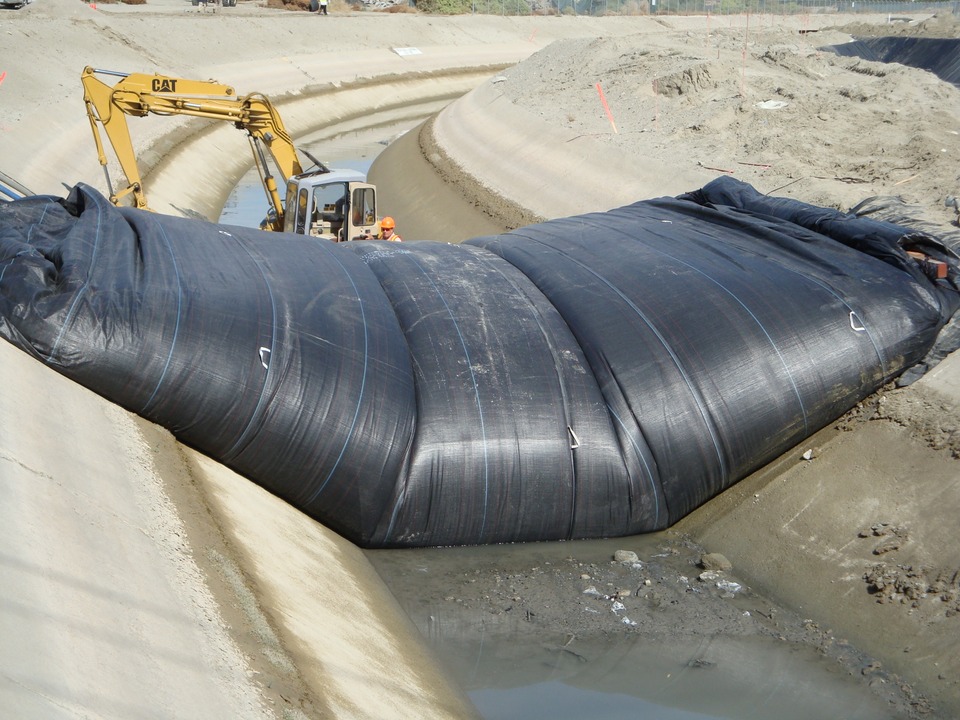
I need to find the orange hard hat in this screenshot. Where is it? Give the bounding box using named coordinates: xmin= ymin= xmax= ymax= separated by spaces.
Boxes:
xmin=380 ymin=216 xmax=396 ymax=230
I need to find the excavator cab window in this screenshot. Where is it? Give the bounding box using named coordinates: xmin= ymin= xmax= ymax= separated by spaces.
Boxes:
xmin=295 ymin=189 xmax=309 ymax=236
xmin=311 ymin=183 xmax=349 ymax=239
xmin=283 ymin=182 xmax=299 ymax=234
xmin=352 ymin=187 xmax=376 ymax=228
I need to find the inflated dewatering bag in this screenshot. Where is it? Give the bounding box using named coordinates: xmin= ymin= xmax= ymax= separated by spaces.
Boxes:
xmin=1 ymin=177 xmax=957 ymax=547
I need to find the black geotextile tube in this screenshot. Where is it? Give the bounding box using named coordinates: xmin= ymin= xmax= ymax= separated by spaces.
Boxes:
xmin=823 ymin=37 xmax=960 ymax=88
xmin=0 ymin=177 xmax=957 ymax=547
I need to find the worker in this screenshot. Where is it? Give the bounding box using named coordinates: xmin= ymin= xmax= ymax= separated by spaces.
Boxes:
xmin=356 ymin=216 xmax=402 ymax=241
xmin=378 ymin=216 xmax=402 ymax=242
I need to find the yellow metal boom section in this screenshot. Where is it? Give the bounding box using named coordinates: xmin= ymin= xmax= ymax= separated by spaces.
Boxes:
xmin=81 ymin=66 xmax=303 ymax=229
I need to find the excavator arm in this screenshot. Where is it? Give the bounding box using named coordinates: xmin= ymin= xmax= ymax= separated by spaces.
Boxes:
xmin=81 ymin=66 xmax=304 ymax=229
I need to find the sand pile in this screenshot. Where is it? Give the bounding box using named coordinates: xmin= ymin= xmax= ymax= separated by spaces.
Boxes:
xmin=492 ymin=21 xmax=960 ymax=231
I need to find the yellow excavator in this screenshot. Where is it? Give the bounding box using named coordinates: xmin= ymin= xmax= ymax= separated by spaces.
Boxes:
xmin=81 ymin=66 xmax=379 ymax=241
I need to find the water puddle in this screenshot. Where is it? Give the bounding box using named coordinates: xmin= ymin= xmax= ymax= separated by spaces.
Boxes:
xmin=368 ymin=536 xmax=906 ymax=720
xmin=460 ymin=633 xmax=891 ymax=720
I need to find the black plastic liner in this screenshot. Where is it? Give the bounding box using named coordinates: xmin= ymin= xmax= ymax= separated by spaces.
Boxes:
xmin=823 ymin=37 xmax=960 ymax=87
xmin=1 ymin=177 xmax=957 ymax=547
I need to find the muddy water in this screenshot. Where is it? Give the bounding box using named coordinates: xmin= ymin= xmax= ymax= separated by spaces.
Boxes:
xmin=220 ymin=122 xmax=915 ymax=720
xmin=367 ymin=535 xmax=906 ymax=720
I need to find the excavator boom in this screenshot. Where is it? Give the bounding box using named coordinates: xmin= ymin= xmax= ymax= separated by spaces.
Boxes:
xmin=81 ymin=66 xmax=303 ymax=229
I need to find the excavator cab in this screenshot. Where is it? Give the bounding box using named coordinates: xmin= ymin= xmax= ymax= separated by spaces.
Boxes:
xmin=284 ymin=169 xmax=377 ymax=242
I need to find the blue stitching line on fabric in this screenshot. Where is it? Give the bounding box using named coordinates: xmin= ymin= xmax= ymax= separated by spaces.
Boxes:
xmin=140 ymin=221 xmax=183 ymax=413
xmin=306 ymin=246 xmax=369 ymax=504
